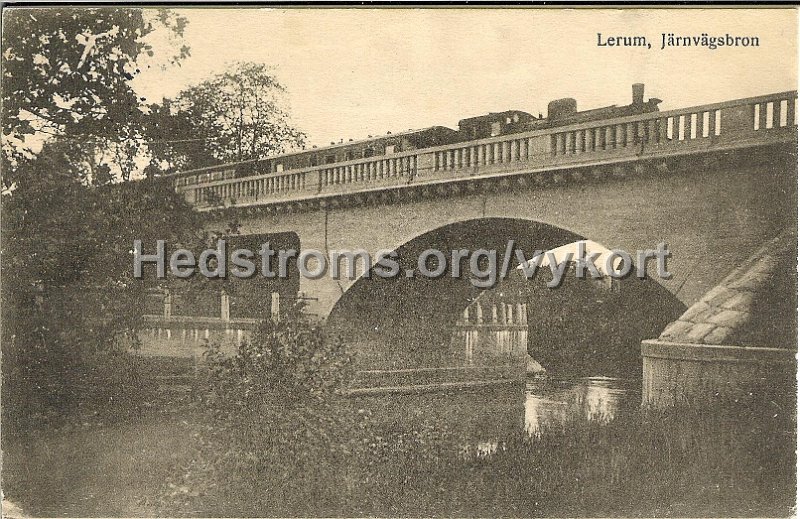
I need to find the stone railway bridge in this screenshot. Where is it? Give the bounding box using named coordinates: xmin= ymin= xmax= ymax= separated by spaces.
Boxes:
xmin=143 ymin=91 xmax=797 ymax=403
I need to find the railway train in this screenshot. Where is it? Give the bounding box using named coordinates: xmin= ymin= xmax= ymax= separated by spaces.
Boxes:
xmin=171 ymin=84 xmax=661 ymax=187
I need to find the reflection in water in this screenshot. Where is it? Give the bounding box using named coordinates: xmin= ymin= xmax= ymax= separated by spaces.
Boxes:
xmin=455 ymin=376 xmax=639 ymax=456
xmin=366 ymin=376 xmax=640 ymax=457
xmin=524 ymin=376 xmax=639 ymax=436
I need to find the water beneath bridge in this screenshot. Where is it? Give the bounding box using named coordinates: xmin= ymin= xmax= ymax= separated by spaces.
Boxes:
xmin=352 ymin=367 xmax=642 ymax=450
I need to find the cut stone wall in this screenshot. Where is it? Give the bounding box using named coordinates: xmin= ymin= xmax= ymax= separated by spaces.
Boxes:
xmin=642 ymin=229 xmax=797 ymax=407
xmin=658 ymin=229 xmax=797 ymax=349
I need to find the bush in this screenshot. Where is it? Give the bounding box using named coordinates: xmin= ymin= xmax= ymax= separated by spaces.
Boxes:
xmin=159 ymin=303 xmax=373 ymax=513
xmin=200 ymin=301 xmax=354 ymax=410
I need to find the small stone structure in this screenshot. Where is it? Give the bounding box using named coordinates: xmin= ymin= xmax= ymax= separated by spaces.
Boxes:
xmin=642 ymin=230 xmax=796 ymax=407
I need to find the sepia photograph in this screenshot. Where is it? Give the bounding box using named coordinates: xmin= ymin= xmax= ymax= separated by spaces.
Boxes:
xmin=0 ymin=5 xmax=797 ymax=517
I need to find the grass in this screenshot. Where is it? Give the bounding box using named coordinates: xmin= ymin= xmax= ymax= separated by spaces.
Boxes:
xmin=2 ymin=408 xmax=202 ymax=517
xmin=2 ymin=389 xmax=795 ymax=517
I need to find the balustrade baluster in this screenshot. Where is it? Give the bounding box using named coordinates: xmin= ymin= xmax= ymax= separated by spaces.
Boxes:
xmin=758 ymin=102 xmax=768 ymax=130
xmin=660 ymin=118 xmax=670 ymax=142
xmin=645 ymin=120 xmax=655 ymax=144
xmin=773 ymin=101 xmax=783 ymax=128
xmin=626 ymin=123 xmax=635 ymax=146
xmin=616 ymin=124 xmax=626 ymax=147
xmin=683 ymin=114 xmax=692 ymax=140
xmin=523 ymin=137 xmax=533 ymax=160
xmin=605 ymin=126 xmax=615 ymax=149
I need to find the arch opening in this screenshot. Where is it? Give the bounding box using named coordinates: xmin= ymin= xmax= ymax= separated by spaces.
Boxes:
xmin=327 ymin=218 xmax=686 ymax=377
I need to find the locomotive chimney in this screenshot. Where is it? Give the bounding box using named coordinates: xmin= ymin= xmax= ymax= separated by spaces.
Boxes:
xmin=632 ymin=83 xmax=645 ymax=105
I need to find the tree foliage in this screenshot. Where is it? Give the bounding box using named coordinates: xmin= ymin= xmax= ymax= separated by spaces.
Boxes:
xmin=1 ymin=9 xmax=310 ymax=427
xmin=147 ymin=61 xmax=305 ymax=172
xmin=203 ymin=302 xmax=352 ymax=411
xmin=2 ymin=7 xmax=190 ymax=185
xmin=1 ymin=141 xmax=207 ymax=423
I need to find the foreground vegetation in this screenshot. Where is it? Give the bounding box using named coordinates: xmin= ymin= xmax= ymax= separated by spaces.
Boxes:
xmin=4 ymin=392 xmax=795 ymax=517
xmin=3 ymin=306 xmax=795 ymax=518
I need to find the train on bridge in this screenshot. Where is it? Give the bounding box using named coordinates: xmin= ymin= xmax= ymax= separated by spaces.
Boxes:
xmin=170 ymin=84 xmax=661 ymax=187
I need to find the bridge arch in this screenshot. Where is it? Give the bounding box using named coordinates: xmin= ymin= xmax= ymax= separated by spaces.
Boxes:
xmin=326 ymin=217 xmax=686 ymax=374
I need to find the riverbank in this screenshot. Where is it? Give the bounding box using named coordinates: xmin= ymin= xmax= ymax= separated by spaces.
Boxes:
xmin=3 ymin=389 xmax=794 ymax=517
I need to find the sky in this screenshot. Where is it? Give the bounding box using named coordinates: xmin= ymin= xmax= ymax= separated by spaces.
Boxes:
xmin=132 ymin=8 xmax=798 ymax=149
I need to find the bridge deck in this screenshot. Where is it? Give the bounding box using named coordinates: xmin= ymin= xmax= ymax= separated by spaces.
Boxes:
xmin=174 ymin=91 xmax=797 ymax=211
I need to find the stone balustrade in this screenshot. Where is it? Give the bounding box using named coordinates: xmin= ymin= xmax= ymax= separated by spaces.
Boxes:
xmin=174 ymin=91 xmax=797 ymax=211
xmin=451 ymin=301 xmax=530 ymax=363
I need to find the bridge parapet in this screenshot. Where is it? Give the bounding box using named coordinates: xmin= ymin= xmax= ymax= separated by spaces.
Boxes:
xmin=176 ymin=91 xmax=797 ymax=211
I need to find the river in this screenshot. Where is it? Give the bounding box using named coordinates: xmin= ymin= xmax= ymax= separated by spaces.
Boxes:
xmin=523 ymin=375 xmax=640 ymax=435
xmin=360 ymin=373 xmax=642 ymax=451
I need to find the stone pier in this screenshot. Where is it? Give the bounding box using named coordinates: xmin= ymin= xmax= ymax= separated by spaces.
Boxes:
xmin=642 ymin=230 xmax=797 ymax=408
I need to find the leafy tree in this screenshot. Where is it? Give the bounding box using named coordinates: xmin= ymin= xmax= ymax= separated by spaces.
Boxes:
xmin=1 ymin=142 xmax=210 ymax=422
xmin=2 ymin=142 xmax=230 ymax=428
xmin=148 ymin=61 xmax=305 ymax=171
xmin=141 ymin=98 xmax=217 ymax=174
xmin=2 ymin=7 xmax=190 ymax=185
